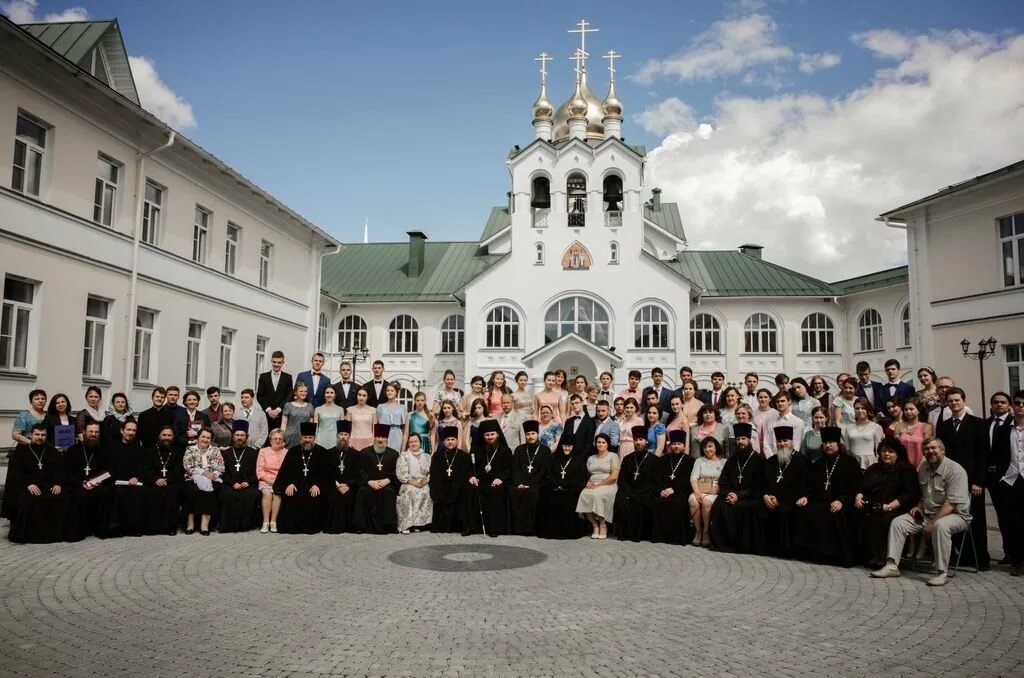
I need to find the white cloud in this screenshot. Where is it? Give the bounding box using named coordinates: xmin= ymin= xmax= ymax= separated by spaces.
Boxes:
xmin=633 ymin=97 xmax=698 ymax=136
xmin=797 ymin=51 xmax=841 ymax=73
xmin=128 ymin=56 xmax=197 ymax=129
xmin=643 ymin=28 xmax=1024 ymax=280
xmin=0 ymin=1 xmax=87 ymax=23
xmin=632 ymin=14 xmax=793 ymax=84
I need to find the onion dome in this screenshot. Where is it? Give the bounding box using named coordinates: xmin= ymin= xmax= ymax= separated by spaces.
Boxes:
xmin=532 ymin=82 xmax=554 ymax=121
xmin=602 ymin=80 xmax=623 ymax=118
xmin=552 ymin=71 xmax=605 ymax=140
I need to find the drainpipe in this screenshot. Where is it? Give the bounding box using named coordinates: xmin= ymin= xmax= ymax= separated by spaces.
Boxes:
xmin=123 ymin=131 xmax=175 ymax=392
xmin=313 ymin=241 xmax=342 ymax=361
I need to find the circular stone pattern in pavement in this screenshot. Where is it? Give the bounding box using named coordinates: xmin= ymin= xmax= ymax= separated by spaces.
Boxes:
xmin=388 ymin=543 xmax=547 ymax=571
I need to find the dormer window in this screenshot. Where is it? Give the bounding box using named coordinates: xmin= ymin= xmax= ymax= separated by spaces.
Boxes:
xmin=567 ymin=172 xmax=586 ymax=227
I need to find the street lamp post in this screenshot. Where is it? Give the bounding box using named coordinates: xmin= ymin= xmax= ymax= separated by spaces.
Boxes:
xmin=338 ymin=343 xmax=370 ymax=384
xmin=960 ymin=337 xmax=998 ymax=410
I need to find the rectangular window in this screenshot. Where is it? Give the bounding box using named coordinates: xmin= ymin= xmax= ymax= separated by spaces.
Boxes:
xmin=192 ymin=206 xmax=210 ymax=264
xmin=82 ymin=296 xmax=110 ymax=378
xmin=1007 ymin=343 xmax=1024 ymax=394
xmin=224 ymin=223 xmax=240 ymax=275
xmin=219 ymin=327 xmax=235 ymax=389
xmin=93 ymin=154 xmax=119 ymax=226
xmin=254 ymin=335 xmax=268 ymax=386
xmin=12 ymin=112 xmax=47 ymax=197
xmin=133 ymin=308 xmax=157 ymax=383
xmin=259 ymin=240 xmax=273 ymax=288
xmin=142 ymin=181 xmax=163 ymax=245
xmin=999 ymin=213 xmax=1024 ymax=288
xmin=1 ymin=276 xmax=35 ymax=371
xmin=186 ymin=320 xmax=204 ymax=387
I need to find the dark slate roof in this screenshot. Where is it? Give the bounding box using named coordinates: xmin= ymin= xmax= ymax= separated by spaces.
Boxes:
xmin=664 ymin=250 xmax=838 ymax=297
xmin=478 ymin=206 xmax=511 ymax=243
xmin=830 ymin=266 xmax=908 ymax=295
xmin=879 ymin=159 xmax=1024 ymax=218
xmin=321 ymin=242 xmax=504 ymax=303
xmin=644 ymin=203 xmax=686 ymax=242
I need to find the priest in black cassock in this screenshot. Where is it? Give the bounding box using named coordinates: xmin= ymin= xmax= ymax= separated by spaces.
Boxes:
xmin=324 ymin=420 xmax=363 ymax=534
xmin=651 ymin=430 xmax=695 ymax=545
xmin=7 ymin=423 xmax=68 ymax=544
xmin=352 ymin=423 xmax=400 ymax=534
xmin=218 ymin=421 xmax=261 ymax=533
xmin=429 ymin=426 xmax=470 ymax=533
xmin=274 ymin=422 xmax=328 ymax=534
xmin=107 ymin=420 xmax=150 ymax=537
xmin=536 ymin=433 xmax=588 ymax=539
xmin=709 ymin=423 xmax=766 ymax=553
xmin=462 ymin=419 xmax=512 ymax=537
xmin=760 ymin=426 xmax=808 ymax=557
xmin=64 ymin=421 xmax=112 ymax=541
xmin=145 ymin=425 xmax=184 ymax=535
xmin=614 ymin=426 xmax=659 ymax=541
xmin=792 ymin=426 xmax=862 ymax=566
xmin=509 ymin=420 xmax=551 ymax=535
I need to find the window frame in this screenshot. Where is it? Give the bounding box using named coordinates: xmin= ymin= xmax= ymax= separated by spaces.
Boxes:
xmin=224 ymin=222 xmax=240 ymax=275
xmin=634 ymin=304 xmax=670 ymax=349
xmin=192 ymin=205 xmax=211 ymax=264
xmin=857 ymin=308 xmax=884 ymax=353
xmin=743 ymin=312 xmax=778 ymax=354
xmin=254 ymin=335 xmax=268 ymax=387
xmin=800 ymin=312 xmax=836 ymax=354
xmin=534 ymin=242 xmax=545 ymax=265
xmin=543 ymin=296 xmax=611 ymax=347
xmin=689 ymin=312 xmax=722 ymax=354
xmin=900 ymin=305 xmax=912 ymax=348
xmin=218 ymin=327 xmax=235 ymax=390
xmin=485 ymin=305 xmax=521 ymax=349
xmin=133 ymin=307 xmax=157 ymax=384
xmin=12 ymin=111 xmax=47 ymax=197
xmin=337 ymin=315 xmax=368 ymax=352
xmin=186 ymin=320 xmax=205 ymax=388
xmin=999 ymin=212 xmax=1024 ymax=288
xmin=93 ymin=153 xmax=120 ymax=227
xmin=259 ymin=240 xmax=273 ymax=288
xmin=440 ymin=314 xmax=465 ymax=354
xmin=0 ymin=275 xmax=36 ymax=372
xmin=82 ymin=295 xmax=111 ymax=379
xmin=141 ymin=180 xmax=164 ymax=245
xmin=388 ymin=314 xmax=420 ymax=354
xmin=317 ymin=312 xmax=330 ymax=352
xmin=1006 ymin=343 xmax=1024 ymax=394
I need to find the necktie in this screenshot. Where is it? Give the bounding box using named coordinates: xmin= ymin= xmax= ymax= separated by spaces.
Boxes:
xmin=712 ymin=392 xmax=719 ymax=406
xmin=747 ymin=392 xmax=755 ymax=397
xmin=953 ymin=418 xmax=961 ymax=432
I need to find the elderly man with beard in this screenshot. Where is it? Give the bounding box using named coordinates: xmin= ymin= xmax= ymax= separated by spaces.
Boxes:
xmin=709 ymin=423 xmax=766 ymax=553
xmin=793 ymin=426 xmax=862 ymax=566
xmin=324 ymin=420 xmax=363 ymax=533
xmin=64 ymin=421 xmax=112 ymax=541
xmin=430 ymin=426 xmax=471 ymax=533
xmin=463 ymin=419 xmax=512 ymax=536
xmin=7 ymin=423 xmax=68 ymax=544
xmin=761 ymin=426 xmax=808 ymax=557
xmin=107 ymin=420 xmax=149 ymax=537
xmin=274 ymin=422 xmax=329 ymax=534
xmin=144 ymin=424 xmax=185 ymax=536
xmin=352 ymin=423 xmax=400 ymax=534
xmin=217 ymin=421 xmax=261 ymax=533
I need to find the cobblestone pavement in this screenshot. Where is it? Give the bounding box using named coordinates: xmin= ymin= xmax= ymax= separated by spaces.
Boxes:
xmin=1 ymin=526 xmax=1022 ymax=677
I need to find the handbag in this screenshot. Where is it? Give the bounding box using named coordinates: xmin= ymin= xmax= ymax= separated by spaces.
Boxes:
xmin=696 ymin=476 xmax=717 ymax=494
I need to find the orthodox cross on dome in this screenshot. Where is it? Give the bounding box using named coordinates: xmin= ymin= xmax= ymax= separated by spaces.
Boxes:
xmin=535 ymin=52 xmax=552 ymax=84
xmin=570 ymin=47 xmax=589 ymax=79
xmin=568 ymin=19 xmax=598 ymax=73
xmin=603 ymin=49 xmax=620 ymax=82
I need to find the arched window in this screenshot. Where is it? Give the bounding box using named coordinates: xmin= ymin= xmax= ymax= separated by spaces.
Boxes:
xmin=485 ymin=305 xmax=520 ymax=348
xmin=388 ymin=315 xmax=419 ymax=354
xmin=609 ymin=241 xmax=619 ymax=264
xmin=317 ymin=312 xmax=329 ymax=351
xmin=544 ymin=296 xmax=610 ymax=346
xmin=567 ymin=172 xmax=586 ymax=227
xmin=530 ymin=176 xmax=551 ymax=209
xmin=744 ymin=313 xmax=778 ymax=354
xmin=858 ymin=309 xmax=883 ymax=352
xmin=690 ymin=313 xmax=721 ymax=354
xmin=397 ymin=387 xmax=415 ymax=412
xmin=337 ymin=315 xmax=367 ymax=352
xmin=634 ymin=305 xmax=669 ymax=349
xmin=535 ymin=242 xmax=545 ymax=265
xmin=603 ymin=175 xmax=623 ymax=212
xmin=441 ymin=314 xmax=464 ymax=354
xmin=900 ymin=305 xmax=911 ymax=347
xmin=800 ymin=313 xmax=835 ymax=353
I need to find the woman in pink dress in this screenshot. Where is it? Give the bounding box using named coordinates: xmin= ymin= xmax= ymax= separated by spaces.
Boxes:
xmin=534 ymin=372 xmax=565 ymax=424
xmin=617 ymin=398 xmax=643 ymax=459
xmin=256 ymin=430 xmax=289 ymax=533
xmin=664 ymin=395 xmax=689 ymax=434
xmin=484 ymin=370 xmax=510 ymax=417
xmin=346 ymin=387 xmax=377 ymax=452
xmin=894 ymin=398 xmax=931 ymax=468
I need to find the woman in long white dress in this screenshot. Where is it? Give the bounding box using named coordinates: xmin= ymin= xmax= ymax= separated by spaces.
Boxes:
xmin=396 ymin=433 xmax=432 ymax=533
xmin=575 ymin=433 xmax=620 ymax=539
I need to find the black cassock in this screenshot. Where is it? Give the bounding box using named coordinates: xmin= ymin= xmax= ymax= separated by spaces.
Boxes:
xmin=144 ymin=444 xmax=184 ymax=535
xmin=709 ymin=448 xmax=766 ymax=553
xmin=761 ymin=453 xmax=809 ymax=557
xmin=792 ymin=452 xmax=862 ymax=566
xmin=461 ymin=443 xmax=513 ymax=536
xmin=8 ymin=443 xmax=68 ymax=544
xmin=429 ymin=447 xmax=471 ymax=533
xmin=536 ymin=450 xmax=588 ymax=539
xmin=218 ymin=445 xmax=260 ymax=532
xmin=650 ymin=452 xmax=695 ymax=545
xmin=614 ymin=451 xmax=659 ymax=541
xmin=64 ymin=442 xmax=112 ymax=541
xmin=352 ymin=447 xmax=400 ymax=534
xmin=107 ymin=440 xmax=150 ymax=536
xmin=274 ymin=444 xmax=329 ymax=534
xmin=509 ymin=443 xmax=552 ymax=535
xmin=324 ymin=446 xmax=363 ymax=534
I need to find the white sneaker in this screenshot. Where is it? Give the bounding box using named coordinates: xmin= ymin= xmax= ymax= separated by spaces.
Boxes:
xmin=269 ymin=522 xmax=278 ymax=533
xmin=260 ymin=522 xmax=269 ymax=534
xmin=870 ymin=562 xmax=901 ymax=578
xmin=927 ymin=572 xmax=949 ymax=586
xmin=400 ymin=529 xmax=410 ymax=534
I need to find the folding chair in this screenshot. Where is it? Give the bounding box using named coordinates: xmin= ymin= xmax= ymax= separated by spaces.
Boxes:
xmin=950 ymin=524 xmax=979 ymax=578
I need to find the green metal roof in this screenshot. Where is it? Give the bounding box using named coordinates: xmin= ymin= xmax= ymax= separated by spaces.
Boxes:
xmin=665 ymin=250 xmax=838 ymax=297
xmin=644 ymin=203 xmax=686 ymax=242
xmin=879 ymin=160 xmax=1024 ymax=219
xmin=830 ymin=266 xmax=908 ymax=295
xmin=20 ymin=20 xmax=114 ymax=65
xmin=478 ymin=206 xmax=511 ymax=243
xmin=321 ymin=241 xmax=504 ymax=303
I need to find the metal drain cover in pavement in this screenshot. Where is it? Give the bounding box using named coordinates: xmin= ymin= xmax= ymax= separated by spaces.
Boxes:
xmin=388 ymin=543 xmax=547 ymax=572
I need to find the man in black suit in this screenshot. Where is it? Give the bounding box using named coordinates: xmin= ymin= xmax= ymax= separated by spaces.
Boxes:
xmin=256 ymin=350 xmax=293 ymax=431
xmin=641 ymin=367 xmax=673 ymax=413
xmin=362 ymin=360 xmax=389 ymax=408
xmin=937 ymin=387 xmax=989 ymax=570
xmin=563 ymin=394 xmax=595 ymax=458
xmin=853 ymin=361 xmax=886 ymax=414
xmin=698 ymin=371 xmax=726 ymax=407
xmin=137 ymin=386 xmax=180 ymax=449
xmin=984 ymin=391 xmax=1016 ymax=566
xmin=332 ymin=360 xmax=359 ymax=409
xmin=880 ymin=359 xmax=916 ymax=402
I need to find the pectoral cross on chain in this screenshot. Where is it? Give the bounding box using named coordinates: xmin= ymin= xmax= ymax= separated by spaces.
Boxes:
xmin=560 ymin=469 xmax=567 ymax=479
xmin=235 ymin=462 xmax=241 ymax=472
xmin=84 ymin=465 xmax=91 ymax=475
xmin=377 ymin=462 xmax=383 ymax=471
xmin=527 ymin=463 xmax=533 ymax=474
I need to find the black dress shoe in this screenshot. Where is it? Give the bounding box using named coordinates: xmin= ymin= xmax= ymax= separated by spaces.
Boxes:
xmin=1011 ymin=565 xmax=1021 ymax=577
xmin=999 ymin=556 xmax=1012 ymax=565
xmin=200 ymin=530 xmax=210 ymax=536
xmin=185 ymin=528 xmax=195 ymax=535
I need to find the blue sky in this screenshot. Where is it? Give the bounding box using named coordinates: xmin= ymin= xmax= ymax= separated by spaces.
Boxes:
xmin=5 ymin=0 xmax=1024 ymax=277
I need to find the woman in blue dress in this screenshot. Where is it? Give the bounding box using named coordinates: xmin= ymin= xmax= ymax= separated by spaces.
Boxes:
xmin=644 ymin=404 xmax=666 ymax=456
xmin=376 ymin=382 xmax=407 ymax=451
xmin=405 ymin=391 xmax=434 ymax=453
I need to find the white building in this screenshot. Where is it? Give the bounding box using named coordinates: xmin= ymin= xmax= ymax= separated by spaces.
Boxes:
xmin=316 ymin=29 xmax=914 ymax=400
xmin=0 ymin=17 xmax=338 ymax=434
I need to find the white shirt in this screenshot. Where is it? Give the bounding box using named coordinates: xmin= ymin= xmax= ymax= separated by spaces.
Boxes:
xmin=311 ymin=372 xmax=322 ymax=393
xmin=928 ymin=404 xmax=974 ymax=428
xmin=271 ymin=371 xmax=281 ymax=389
xmin=761 ymin=411 xmax=806 ymax=458
xmin=1001 ymin=425 xmax=1024 ymax=486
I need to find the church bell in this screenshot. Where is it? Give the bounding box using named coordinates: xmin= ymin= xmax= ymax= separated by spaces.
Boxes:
xmin=603 ymin=177 xmax=623 ymax=212
xmin=531 ymin=179 xmax=551 ymax=209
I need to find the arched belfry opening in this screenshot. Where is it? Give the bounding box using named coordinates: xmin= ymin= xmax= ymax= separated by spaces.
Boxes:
xmin=567 ymin=172 xmax=586 ymax=227
xmin=603 ymin=175 xmax=623 ymax=227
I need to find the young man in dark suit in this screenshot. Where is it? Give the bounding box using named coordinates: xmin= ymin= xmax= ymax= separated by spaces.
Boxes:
xmin=296 ymin=352 xmax=330 ymax=409
xmin=854 ymin=361 xmax=886 ymax=414
xmin=256 ymin=350 xmax=293 ymax=431
xmin=936 ymin=387 xmax=990 ymax=570
xmin=331 ymin=360 xmax=359 ymax=409
xmin=362 ymin=360 xmax=389 ymax=408
xmin=880 ymin=359 xmax=916 ymax=402
xmin=985 ymin=391 xmax=1015 ymax=566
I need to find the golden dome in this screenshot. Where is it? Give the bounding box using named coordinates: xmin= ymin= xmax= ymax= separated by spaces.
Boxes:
xmin=568 ymin=81 xmax=588 ymax=119
xmin=602 ymin=81 xmax=623 ymax=118
xmin=532 ymin=82 xmax=554 ymax=121
xmin=552 ymin=71 xmax=606 ymax=140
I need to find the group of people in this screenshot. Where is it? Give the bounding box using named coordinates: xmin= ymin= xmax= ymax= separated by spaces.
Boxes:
xmin=5 ymin=351 xmax=1023 ymax=589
